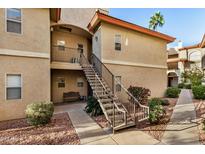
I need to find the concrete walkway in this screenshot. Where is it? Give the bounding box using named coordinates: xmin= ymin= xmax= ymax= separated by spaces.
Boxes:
xmin=54 ymin=102 xmax=160 ymax=145
xmin=161 ymin=89 xmax=200 ymax=145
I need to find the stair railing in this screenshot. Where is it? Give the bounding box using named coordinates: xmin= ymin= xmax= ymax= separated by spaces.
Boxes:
xmin=91 ymin=53 xmax=149 ymax=123
xmin=114 ymin=79 xmax=150 ymax=123
xmin=80 ymin=53 xmax=127 ymax=127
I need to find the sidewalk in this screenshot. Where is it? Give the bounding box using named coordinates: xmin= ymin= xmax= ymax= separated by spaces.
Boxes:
xmin=161 ymin=89 xmax=200 ymax=145
xmin=54 ymin=102 xmax=159 ymax=145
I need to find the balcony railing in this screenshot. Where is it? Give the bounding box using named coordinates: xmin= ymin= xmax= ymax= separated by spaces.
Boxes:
xmin=51 ymin=45 xmax=81 ymax=63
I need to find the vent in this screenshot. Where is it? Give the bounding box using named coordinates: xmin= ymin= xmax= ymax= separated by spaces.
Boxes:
xmin=59 ymin=26 xmax=72 ymax=32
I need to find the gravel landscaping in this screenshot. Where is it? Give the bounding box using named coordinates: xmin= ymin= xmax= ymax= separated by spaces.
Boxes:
xmin=92 ymin=115 xmax=109 ymax=128
xmin=193 ymin=99 xmax=205 ymax=144
xmin=0 ymin=113 xmax=80 ymax=145
xmin=92 ymin=98 xmax=177 ymax=141
xmin=137 ymin=98 xmax=177 ymax=141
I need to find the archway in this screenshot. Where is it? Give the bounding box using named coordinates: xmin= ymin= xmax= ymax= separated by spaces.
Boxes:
xmin=168 ymin=72 xmax=178 ymax=87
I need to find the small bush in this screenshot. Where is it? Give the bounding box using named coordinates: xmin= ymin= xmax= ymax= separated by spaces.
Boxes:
xmin=128 ymin=86 xmax=151 ymax=104
xmin=148 ymin=98 xmax=162 ymax=109
xmin=161 ymin=99 xmax=170 ymax=106
xmin=184 ymin=83 xmax=192 ymax=89
xmin=85 ymin=96 xmax=103 ymax=116
xmin=148 ymin=98 xmax=164 ymax=124
xmin=25 ymin=101 xmax=54 ymax=126
xmin=192 ymin=85 xmax=205 ymax=99
xmin=178 ymin=83 xmax=184 ymax=89
xmin=165 ymin=87 xmax=181 ymax=98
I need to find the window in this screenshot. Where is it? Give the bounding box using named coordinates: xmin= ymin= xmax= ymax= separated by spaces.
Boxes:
xmin=78 ymin=44 xmax=84 ymax=53
xmin=6 ymin=8 xmax=22 ymax=34
xmin=57 ymin=40 xmax=65 ymax=51
xmin=115 ymin=35 xmax=121 ymax=51
xmin=6 ymin=74 xmax=21 ymax=100
xmin=115 ymin=76 xmax=121 ymax=92
xmin=77 ymin=78 xmax=84 ymax=87
xmin=57 ymin=77 xmax=65 ymax=88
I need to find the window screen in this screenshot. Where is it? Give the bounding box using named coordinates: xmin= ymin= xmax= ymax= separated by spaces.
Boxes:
xmin=6 ymin=74 xmax=21 ymax=100
xmin=6 ymin=8 xmax=22 ymax=34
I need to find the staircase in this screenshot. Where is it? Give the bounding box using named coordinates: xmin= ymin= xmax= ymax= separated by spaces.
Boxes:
xmin=80 ymin=53 xmax=149 ymax=132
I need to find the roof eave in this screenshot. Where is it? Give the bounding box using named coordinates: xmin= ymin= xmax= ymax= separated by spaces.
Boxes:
xmin=88 ymin=12 xmax=175 ymax=43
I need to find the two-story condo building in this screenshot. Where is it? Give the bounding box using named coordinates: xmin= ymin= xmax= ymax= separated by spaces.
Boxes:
xmin=0 ymin=8 xmax=175 ymax=127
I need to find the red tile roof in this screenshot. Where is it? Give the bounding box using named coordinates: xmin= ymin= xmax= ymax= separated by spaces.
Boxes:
xmin=88 ymin=11 xmax=175 ymax=43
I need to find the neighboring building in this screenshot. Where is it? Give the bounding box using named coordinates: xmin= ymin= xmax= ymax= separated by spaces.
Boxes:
xmin=167 ymin=34 xmax=205 ymax=87
xmin=0 ymin=8 xmax=175 ymax=123
xmin=88 ymin=11 xmax=175 ymax=97
xmin=167 ymin=48 xmax=180 ymax=87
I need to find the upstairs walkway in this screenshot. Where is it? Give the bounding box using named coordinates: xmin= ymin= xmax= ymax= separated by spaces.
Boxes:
xmin=161 ymin=89 xmax=200 ymax=145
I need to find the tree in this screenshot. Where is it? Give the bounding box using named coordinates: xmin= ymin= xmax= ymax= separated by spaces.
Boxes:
xmin=181 ymin=67 xmax=204 ymax=86
xmin=149 ymin=11 xmax=165 ymax=31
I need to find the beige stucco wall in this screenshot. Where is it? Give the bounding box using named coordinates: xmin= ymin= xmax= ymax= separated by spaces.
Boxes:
xmin=51 ymin=70 xmax=88 ymax=103
xmin=106 ymin=64 xmax=167 ymax=97
xmin=0 ymin=8 xmax=50 ymax=53
xmin=0 ymin=56 xmax=50 ymax=121
xmin=100 ymin=22 xmax=167 ymax=67
xmin=93 ymin=22 xmax=169 ymax=97
xmin=60 ymin=8 xmax=109 ymax=31
xmin=92 ymin=27 xmax=102 ymax=59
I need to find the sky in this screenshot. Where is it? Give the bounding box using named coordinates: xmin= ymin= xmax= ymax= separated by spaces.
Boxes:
xmin=109 ymin=8 xmax=205 ymax=47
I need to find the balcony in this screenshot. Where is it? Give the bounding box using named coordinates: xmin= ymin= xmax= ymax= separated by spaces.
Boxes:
xmin=51 ymin=46 xmax=82 ymax=70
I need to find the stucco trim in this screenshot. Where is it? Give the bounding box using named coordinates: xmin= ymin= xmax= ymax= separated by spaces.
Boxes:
xmin=102 ymin=59 xmax=167 ymax=69
xmin=0 ymin=48 xmax=50 ymax=59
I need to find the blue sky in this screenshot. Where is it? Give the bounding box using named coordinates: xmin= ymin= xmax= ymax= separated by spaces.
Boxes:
xmin=109 ymin=8 xmax=205 ymax=47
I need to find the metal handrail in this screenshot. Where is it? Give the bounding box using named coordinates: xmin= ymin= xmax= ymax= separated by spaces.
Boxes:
xmin=80 ymin=53 xmax=126 ymax=120
xmin=114 ymin=79 xmax=149 ymax=109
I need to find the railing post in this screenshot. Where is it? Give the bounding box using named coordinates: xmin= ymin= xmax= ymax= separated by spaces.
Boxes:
xmin=112 ymin=102 xmax=115 ymax=134
xmin=134 ymin=100 xmax=136 ymax=125
xmin=112 ymin=75 xmax=115 ymax=95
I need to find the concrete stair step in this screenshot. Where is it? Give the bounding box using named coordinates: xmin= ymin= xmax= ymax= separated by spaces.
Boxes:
xmin=100 ymin=98 xmax=112 ymax=103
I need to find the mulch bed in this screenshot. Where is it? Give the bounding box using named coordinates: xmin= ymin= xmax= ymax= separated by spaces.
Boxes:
xmin=193 ymin=99 xmax=205 ymax=144
xmin=0 ymin=113 xmax=80 ymax=145
xmin=92 ymin=115 xmax=109 ymax=128
xmin=136 ymin=98 xmax=177 ymax=141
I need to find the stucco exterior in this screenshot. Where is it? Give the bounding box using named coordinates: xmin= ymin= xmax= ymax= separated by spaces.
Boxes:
xmin=60 ymin=8 xmax=109 ymax=31
xmin=51 ymin=70 xmax=88 ymax=103
xmin=0 ymin=8 xmax=50 ymax=121
xmin=93 ymin=22 xmax=169 ymax=97
xmin=0 ymin=8 xmax=50 ymax=53
xmin=0 ymin=56 xmax=50 ymax=121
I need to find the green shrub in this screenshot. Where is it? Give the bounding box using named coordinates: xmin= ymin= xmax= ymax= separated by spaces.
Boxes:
xmin=161 ymin=99 xmax=170 ymax=106
xmin=25 ymin=101 xmax=54 ymax=126
xmin=148 ymin=98 xmax=164 ymax=124
xmin=181 ymin=67 xmax=204 ymax=86
xmin=165 ymin=87 xmax=181 ymax=98
xmin=178 ymin=83 xmax=184 ymax=89
xmin=148 ymin=98 xmax=162 ymax=109
xmin=128 ymin=86 xmax=151 ymax=104
xmin=192 ymin=85 xmax=205 ymax=99
xmin=85 ymin=96 xmax=103 ymax=116
xmin=184 ymin=83 xmax=192 ymax=89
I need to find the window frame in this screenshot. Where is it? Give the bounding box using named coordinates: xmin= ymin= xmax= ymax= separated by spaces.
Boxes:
xmin=57 ymin=77 xmax=65 ymax=88
xmin=77 ymin=78 xmax=84 ymax=88
xmin=57 ymin=40 xmax=66 ymax=51
xmin=114 ymin=34 xmax=122 ymax=51
xmin=5 ymin=74 xmax=22 ymax=100
xmin=77 ymin=44 xmax=84 ymax=53
xmin=5 ymin=8 xmax=23 ymax=35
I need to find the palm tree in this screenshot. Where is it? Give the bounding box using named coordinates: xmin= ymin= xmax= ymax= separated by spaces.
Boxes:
xmin=149 ymin=11 xmax=165 ymax=31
